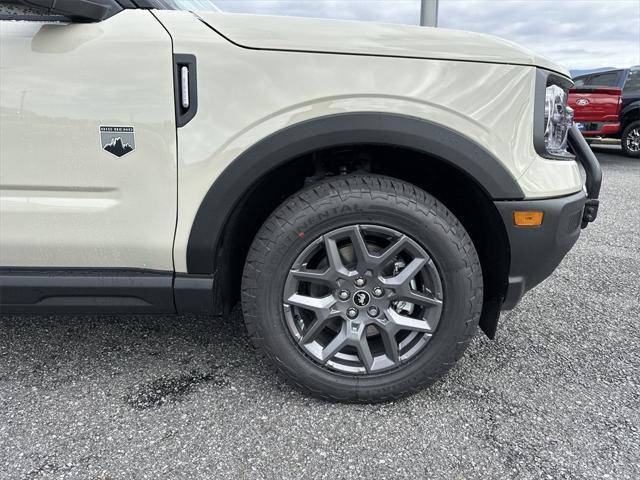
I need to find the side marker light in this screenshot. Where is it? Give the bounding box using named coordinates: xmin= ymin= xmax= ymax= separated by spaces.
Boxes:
xmin=513 ymin=211 xmax=544 ymax=227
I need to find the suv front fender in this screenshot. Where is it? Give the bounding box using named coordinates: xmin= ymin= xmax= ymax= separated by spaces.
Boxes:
xmin=186 ymin=112 xmax=525 ymax=274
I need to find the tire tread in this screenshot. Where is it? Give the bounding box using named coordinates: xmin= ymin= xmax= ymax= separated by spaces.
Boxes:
xmin=241 ymin=175 xmax=482 ymax=402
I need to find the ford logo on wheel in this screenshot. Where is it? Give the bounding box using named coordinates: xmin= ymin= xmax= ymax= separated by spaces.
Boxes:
xmin=576 ymin=98 xmax=589 ymax=106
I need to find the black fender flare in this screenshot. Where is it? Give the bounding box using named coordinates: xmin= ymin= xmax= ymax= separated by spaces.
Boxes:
xmin=620 ymin=101 xmax=640 ymax=127
xmin=186 ymin=112 xmax=524 ymax=274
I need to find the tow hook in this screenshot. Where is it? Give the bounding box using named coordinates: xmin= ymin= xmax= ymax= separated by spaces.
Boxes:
xmin=582 ymin=199 xmax=599 ymax=228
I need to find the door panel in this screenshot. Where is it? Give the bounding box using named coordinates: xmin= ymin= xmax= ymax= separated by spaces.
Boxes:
xmin=0 ymin=10 xmax=177 ymax=270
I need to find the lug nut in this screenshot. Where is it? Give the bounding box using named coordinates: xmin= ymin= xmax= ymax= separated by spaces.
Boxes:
xmin=372 ymin=286 xmax=384 ymax=298
xmin=337 ymin=290 xmax=351 ymax=301
xmin=346 ymin=307 xmax=359 ymax=319
xmin=367 ymin=306 xmax=380 ymax=317
xmin=354 ymin=277 xmax=366 ymax=287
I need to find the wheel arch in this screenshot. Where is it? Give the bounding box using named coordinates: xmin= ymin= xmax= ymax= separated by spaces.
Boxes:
xmin=620 ymin=101 xmax=640 ymax=128
xmin=187 ymin=112 xmax=523 ymax=274
xmin=186 ymin=112 xmax=520 ymax=338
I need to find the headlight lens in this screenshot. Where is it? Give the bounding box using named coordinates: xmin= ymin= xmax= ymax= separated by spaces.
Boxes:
xmin=544 ymin=84 xmax=574 ymax=158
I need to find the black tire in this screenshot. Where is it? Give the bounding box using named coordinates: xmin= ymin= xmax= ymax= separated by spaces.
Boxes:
xmin=621 ymin=120 xmax=640 ymax=158
xmin=241 ymin=175 xmax=483 ymax=402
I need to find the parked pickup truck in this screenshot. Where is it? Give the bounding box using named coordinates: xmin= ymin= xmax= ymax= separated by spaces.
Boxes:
xmin=569 ymin=66 xmax=640 ymax=157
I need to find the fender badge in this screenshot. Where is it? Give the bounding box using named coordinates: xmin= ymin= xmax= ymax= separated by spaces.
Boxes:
xmin=100 ymin=126 xmax=135 ymax=157
xmin=576 ymin=98 xmax=589 ymax=106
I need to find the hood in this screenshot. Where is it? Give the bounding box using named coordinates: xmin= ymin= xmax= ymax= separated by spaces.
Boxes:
xmin=195 ymin=12 xmax=570 ymax=77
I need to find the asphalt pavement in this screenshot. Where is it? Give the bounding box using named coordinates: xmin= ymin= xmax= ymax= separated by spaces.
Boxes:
xmin=1 ymin=146 xmax=638 ymax=479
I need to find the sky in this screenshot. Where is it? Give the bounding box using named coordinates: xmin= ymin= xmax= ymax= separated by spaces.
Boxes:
xmin=208 ymin=0 xmax=640 ymax=71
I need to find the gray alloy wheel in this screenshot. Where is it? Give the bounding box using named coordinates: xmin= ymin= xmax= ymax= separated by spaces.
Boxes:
xmin=625 ymin=127 xmax=640 ymax=152
xmin=283 ymin=224 xmax=443 ymax=374
xmin=622 ymin=121 xmax=640 ymax=158
xmin=241 ymin=175 xmax=483 ymax=402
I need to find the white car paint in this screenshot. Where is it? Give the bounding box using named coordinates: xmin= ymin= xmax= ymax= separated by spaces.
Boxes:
xmin=154 ymin=10 xmax=582 ymax=272
xmin=196 ymin=12 xmax=570 ymax=77
xmin=0 ymin=10 xmax=177 ymax=269
xmin=0 ymin=9 xmax=582 ymax=272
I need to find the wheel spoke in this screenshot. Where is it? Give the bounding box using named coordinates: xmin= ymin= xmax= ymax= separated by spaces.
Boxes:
xmin=300 ymin=315 xmax=333 ymax=344
xmin=349 ymin=227 xmax=374 ymax=270
xmin=285 ymin=294 xmax=340 ymax=344
xmin=286 ymin=293 xmax=335 ymax=312
xmin=324 ymin=236 xmax=348 ymax=275
xmin=384 ymin=257 xmax=427 ymax=287
xmin=320 ymin=324 xmax=349 ymax=363
xmin=385 ymin=308 xmax=434 ymax=333
xmin=386 ymin=284 xmax=442 ymax=309
xmin=379 ymin=328 xmax=400 ymax=364
xmin=356 ymin=333 xmax=375 ymax=373
xmin=380 ymin=256 xmax=442 ymax=308
xmin=375 ymin=235 xmax=409 ymax=264
xmin=290 ymin=267 xmax=335 ymax=286
xmin=403 ymin=290 xmax=443 ymax=308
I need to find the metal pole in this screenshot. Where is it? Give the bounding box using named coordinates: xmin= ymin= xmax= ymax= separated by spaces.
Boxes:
xmin=420 ymin=0 xmax=439 ymax=27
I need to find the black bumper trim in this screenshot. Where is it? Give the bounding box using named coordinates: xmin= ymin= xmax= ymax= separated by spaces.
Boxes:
xmin=496 ymin=191 xmax=587 ymax=310
xmin=174 ymin=273 xmax=216 ymax=314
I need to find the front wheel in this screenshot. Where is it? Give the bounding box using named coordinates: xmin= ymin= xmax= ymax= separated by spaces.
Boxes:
xmin=241 ymin=175 xmax=483 ymax=402
xmin=621 ymin=121 xmax=640 ymax=158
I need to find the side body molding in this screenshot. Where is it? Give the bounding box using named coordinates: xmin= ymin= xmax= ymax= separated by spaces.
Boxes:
xmin=186 ymin=112 xmax=525 ymax=274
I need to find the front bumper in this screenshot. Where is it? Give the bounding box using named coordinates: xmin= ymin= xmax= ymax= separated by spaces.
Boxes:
xmin=497 ymin=126 xmax=602 ymax=309
xmin=496 ymin=191 xmax=586 ymax=309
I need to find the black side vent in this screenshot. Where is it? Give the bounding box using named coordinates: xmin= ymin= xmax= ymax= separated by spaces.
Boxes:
xmin=173 ymin=54 xmax=198 ymax=128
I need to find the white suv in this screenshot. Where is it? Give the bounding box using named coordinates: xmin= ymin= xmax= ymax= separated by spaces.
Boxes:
xmin=0 ymin=0 xmax=601 ymax=402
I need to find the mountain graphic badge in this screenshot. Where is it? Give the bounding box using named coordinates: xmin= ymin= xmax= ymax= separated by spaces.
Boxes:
xmin=100 ymin=126 xmax=135 ymax=157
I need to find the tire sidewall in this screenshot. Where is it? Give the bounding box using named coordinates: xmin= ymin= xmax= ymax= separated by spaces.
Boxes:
xmin=243 ymin=177 xmax=482 ymax=400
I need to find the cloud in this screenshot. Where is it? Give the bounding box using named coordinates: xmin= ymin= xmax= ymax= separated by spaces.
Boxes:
xmin=437 ymin=0 xmax=640 ymax=69
xmin=209 ymin=0 xmax=640 ymax=69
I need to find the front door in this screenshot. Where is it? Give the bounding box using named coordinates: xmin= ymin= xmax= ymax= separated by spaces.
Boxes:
xmin=0 ymin=7 xmax=177 ymax=271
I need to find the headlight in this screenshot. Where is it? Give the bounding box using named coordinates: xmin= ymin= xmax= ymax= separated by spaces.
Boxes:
xmin=534 ymin=70 xmax=575 ymax=160
xmin=544 ymin=85 xmax=574 ymax=157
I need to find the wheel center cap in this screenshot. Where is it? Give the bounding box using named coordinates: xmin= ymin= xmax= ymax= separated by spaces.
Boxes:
xmin=353 ymin=290 xmax=371 ymax=307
